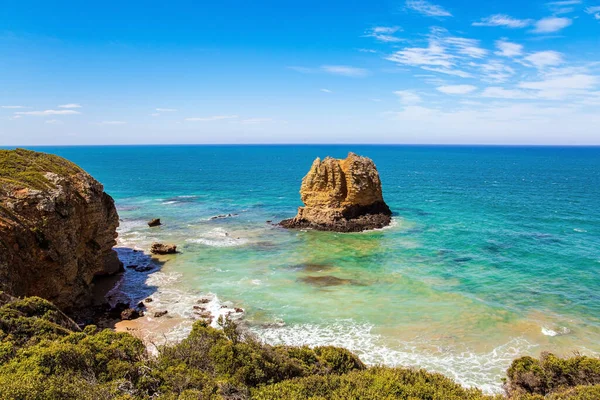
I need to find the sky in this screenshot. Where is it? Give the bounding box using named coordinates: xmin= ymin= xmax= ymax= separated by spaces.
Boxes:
xmin=1 ymin=0 xmax=600 ymax=145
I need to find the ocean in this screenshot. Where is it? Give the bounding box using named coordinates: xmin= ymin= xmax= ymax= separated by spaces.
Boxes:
xmin=20 ymin=145 xmax=600 ymax=393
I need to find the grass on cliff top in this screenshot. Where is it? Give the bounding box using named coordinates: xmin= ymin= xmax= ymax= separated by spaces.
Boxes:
xmin=1 ymin=294 xmax=600 ymax=399
xmin=0 ymin=148 xmax=82 ymax=190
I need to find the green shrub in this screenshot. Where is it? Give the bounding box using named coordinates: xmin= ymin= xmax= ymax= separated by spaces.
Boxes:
xmin=252 ymin=366 xmax=500 ymax=400
xmin=506 ymin=353 xmax=600 ymax=397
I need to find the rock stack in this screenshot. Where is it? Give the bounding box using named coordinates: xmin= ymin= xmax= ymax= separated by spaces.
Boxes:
xmin=280 ymin=152 xmax=392 ymax=232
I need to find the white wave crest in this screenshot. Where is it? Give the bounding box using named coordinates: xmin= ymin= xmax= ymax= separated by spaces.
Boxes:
xmin=252 ymin=320 xmax=538 ymax=394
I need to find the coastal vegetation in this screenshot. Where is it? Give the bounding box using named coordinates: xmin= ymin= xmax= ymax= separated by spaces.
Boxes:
xmin=0 ymin=148 xmax=82 ymax=190
xmin=1 ymin=293 xmax=600 ymax=400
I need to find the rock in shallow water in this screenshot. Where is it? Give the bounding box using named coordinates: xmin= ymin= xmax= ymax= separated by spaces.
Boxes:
xmin=280 ymin=152 xmax=392 ymax=232
xmin=148 ymin=218 xmax=161 ymax=227
xmin=150 ymin=243 xmax=177 ymax=254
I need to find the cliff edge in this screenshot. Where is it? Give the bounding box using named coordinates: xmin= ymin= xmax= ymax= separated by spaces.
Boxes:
xmin=280 ymin=152 xmax=392 ymax=232
xmin=0 ymin=148 xmax=122 ymax=311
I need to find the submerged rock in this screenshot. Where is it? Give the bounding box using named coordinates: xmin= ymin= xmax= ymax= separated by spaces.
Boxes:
xmin=150 ymin=243 xmax=177 ymax=255
xmin=0 ymin=148 xmax=122 ymax=311
xmin=299 ymin=275 xmax=359 ymax=287
xmin=148 ymin=218 xmax=162 ymax=227
xmin=280 ymin=152 xmax=391 ymax=232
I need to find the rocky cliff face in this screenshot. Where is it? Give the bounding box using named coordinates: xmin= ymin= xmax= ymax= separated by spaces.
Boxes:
xmin=280 ymin=153 xmax=392 ymax=232
xmin=0 ymin=149 xmax=122 ymax=311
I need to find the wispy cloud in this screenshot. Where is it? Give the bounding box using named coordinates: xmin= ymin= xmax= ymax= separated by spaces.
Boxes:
xmin=364 ymin=26 xmax=402 ymax=42
xmin=321 ymin=65 xmax=369 ymax=77
xmin=518 ymin=74 xmax=598 ymax=99
xmin=1 ymin=105 xmax=26 ymax=109
xmin=100 ymin=120 xmax=127 ymax=125
xmin=479 ymin=61 xmax=516 ymax=83
xmin=45 ymin=119 xmax=63 ymax=124
xmin=405 ymin=0 xmax=452 ymax=17
xmin=481 ymin=87 xmax=535 ymax=99
xmin=185 ymin=115 xmax=239 ymax=122
xmin=156 ymin=108 xmax=177 ymax=112
xmin=532 ymin=17 xmax=572 ymax=33
xmin=287 ymin=66 xmax=314 ymax=74
xmin=585 ymin=6 xmax=600 ymax=19
xmin=240 ymin=118 xmax=274 ymax=125
xmin=473 ymin=14 xmax=532 ymax=28
xmin=394 ymin=90 xmax=422 ymax=104
xmin=58 ymin=103 xmax=82 ymax=108
xmin=495 ymin=40 xmax=524 ymax=57
xmin=15 ymin=109 xmax=81 ymax=116
xmin=437 ymin=84 xmax=477 ymax=94
xmin=320 ymin=89 xmax=333 ymax=93
xmin=524 ymin=51 xmax=564 ymax=69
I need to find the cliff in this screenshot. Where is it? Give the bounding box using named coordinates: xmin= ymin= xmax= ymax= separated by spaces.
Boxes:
xmin=0 ymin=148 xmax=122 ymax=311
xmin=280 ymin=152 xmax=392 ymax=232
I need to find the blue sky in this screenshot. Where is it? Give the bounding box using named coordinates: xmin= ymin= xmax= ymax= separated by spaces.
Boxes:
xmin=1 ymin=0 xmax=599 ymax=145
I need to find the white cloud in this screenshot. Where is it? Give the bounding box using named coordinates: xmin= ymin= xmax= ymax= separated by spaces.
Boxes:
xmin=387 ymin=41 xmax=453 ymax=68
xmin=45 ymin=119 xmax=63 ymax=124
xmin=58 ymin=103 xmax=82 ymax=108
xmin=585 ymin=6 xmax=600 ymax=19
xmin=481 ymin=87 xmax=535 ymax=99
xmin=421 ymin=66 xmax=472 ymax=78
xmin=384 ymin=102 xmax=600 ymax=144
xmin=473 ymin=14 xmax=532 ymax=28
xmin=320 ymin=89 xmax=332 ymax=93
xmin=100 ymin=121 xmax=127 ymax=125
xmin=405 ymin=0 xmax=452 ymax=17
xmin=185 ymin=115 xmax=239 ymax=122
xmin=518 ymin=74 xmax=598 ymax=99
xmin=479 ymin=61 xmax=516 ymax=83
xmin=524 ymin=51 xmax=564 ymax=69
xmin=445 ymin=37 xmax=488 ymax=58
xmin=532 ymin=17 xmax=572 ymax=33
xmin=156 ymin=108 xmax=177 ymax=112
xmin=150 ymin=113 xmax=161 ymax=117
xmin=365 ymin=26 xmax=402 ymax=42
xmin=240 ymin=118 xmax=274 ymax=125
xmin=1 ymin=105 xmax=26 ymax=109
xmin=495 ymin=40 xmax=523 ymax=57
xmin=15 ymin=109 xmax=81 ymax=116
xmin=394 ymin=90 xmax=422 ymax=104
xmin=321 ymin=65 xmax=369 ymax=77
xmin=437 ymin=84 xmax=477 ymax=94
xmin=547 ymin=0 xmax=581 ymax=6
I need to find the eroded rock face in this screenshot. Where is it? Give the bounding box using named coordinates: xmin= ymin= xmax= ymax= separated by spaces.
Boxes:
xmin=0 ymin=149 xmax=122 ymax=311
xmin=280 ymin=153 xmax=392 ymax=232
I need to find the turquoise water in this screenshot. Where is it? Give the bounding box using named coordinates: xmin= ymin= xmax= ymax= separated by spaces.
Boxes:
xmin=22 ymin=145 xmax=600 ymax=393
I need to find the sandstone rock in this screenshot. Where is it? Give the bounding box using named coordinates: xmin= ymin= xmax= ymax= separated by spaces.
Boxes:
xmin=121 ymin=308 xmax=142 ymax=320
xmin=280 ymin=152 xmax=391 ymax=232
xmin=150 ymin=243 xmax=177 ymax=254
xmin=148 ymin=218 xmax=161 ymax=227
xmin=0 ymin=149 xmax=122 ymax=311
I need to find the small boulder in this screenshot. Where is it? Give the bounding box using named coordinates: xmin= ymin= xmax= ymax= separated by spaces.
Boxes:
xmin=144 ymin=297 xmax=153 ymax=303
xmin=153 ymin=310 xmax=168 ymax=318
xmin=121 ymin=308 xmax=142 ymax=320
xmin=150 ymin=243 xmax=177 ymax=255
xmin=148 ymin=218 xmax=162 ymax=227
